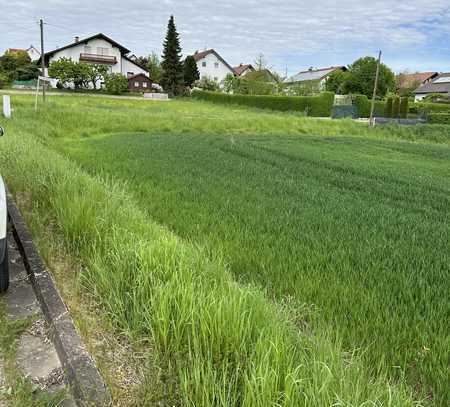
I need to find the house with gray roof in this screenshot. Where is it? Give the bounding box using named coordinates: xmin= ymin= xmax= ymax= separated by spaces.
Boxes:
xmin=413 ymin=73 xmax=450 ymax=101
xmin=284 ymin=66 xmax=347 ymax=90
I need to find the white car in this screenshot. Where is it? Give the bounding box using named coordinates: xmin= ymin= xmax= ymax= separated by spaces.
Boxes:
xmin=0 ymin=126 xmax=8 ymax=292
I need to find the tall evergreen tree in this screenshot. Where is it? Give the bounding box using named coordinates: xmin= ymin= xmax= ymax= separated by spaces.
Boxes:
xmin=161 ymin=15 xmax=184 ymax=96
xmin=183 ymin=55 xmax=200 ymax=87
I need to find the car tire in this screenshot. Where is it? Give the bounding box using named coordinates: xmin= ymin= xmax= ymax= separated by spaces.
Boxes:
xmin=0 ymin=238 xmax=9 ymax=293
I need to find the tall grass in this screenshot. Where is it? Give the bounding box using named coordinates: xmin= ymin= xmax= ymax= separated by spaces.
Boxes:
xmin=1 ymin=95 xmax=448 ymax=405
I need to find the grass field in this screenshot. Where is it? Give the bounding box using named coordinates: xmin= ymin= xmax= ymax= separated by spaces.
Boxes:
xmin=0 ymin=95 xmax=449 ymax=405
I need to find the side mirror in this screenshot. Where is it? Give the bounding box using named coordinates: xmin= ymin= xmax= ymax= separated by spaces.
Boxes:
xmin=0 ymin=127 xmax=3 ymax=137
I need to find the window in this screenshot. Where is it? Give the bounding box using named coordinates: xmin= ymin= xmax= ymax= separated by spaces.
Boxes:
xmin=202 ymin=61 xmax=206 ymax=67
xmin=84 ymin=46 xmax=91 ymax=53
xmin=214 ymin=77 xmax=218 ymax=81
xmin=142 ymin=82 xmax=147 ymax=88
xmin=134 ymin=82 xmax=140 ymax=87
xmin=214 ymin=62 xmax=219 ymax=68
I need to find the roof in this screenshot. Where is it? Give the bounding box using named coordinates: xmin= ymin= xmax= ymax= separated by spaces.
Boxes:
xmin=396 ymin=72 xmax=438 ymax=88
xmin=233 ymin=64 xmax=254 ymax=76
xmin=42 ymin=33 xmax=131 ymax=64
xmin=127 ymin=73 xmax=151 ymax=81
xmin=413 ymin=73 xmax=450 ymax=94
xmin=192 ymin=49 xmax=235 ymax=73
xmin=285 ymin=66 xmax=346 ymax=83
xmin=7 ymin=48 xmax=27 ymax=53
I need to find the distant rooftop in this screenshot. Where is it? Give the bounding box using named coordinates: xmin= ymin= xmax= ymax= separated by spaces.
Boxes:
xmin=285 ymin=66 xmax=346 ymax=83
xmin=414 ymin=73 xmax=450 ymax=94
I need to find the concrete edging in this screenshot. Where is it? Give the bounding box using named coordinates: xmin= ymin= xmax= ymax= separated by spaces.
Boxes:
xmin=6 ymin=189 xmax=112 ymax=407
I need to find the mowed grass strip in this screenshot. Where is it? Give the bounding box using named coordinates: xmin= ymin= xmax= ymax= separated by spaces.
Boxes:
xmin=1 ymin=95 xmax=449 ymax=404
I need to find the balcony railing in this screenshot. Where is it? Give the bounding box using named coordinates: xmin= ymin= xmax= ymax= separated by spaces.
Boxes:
xmin=79 ymin=53 xmax=117 ymax=64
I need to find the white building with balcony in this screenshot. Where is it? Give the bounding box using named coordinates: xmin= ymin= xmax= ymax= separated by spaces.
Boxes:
xmin=42 ymin=33 xmax=148 ymax=88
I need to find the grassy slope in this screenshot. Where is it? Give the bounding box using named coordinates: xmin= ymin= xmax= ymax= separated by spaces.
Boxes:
xmin=1 ymin=95 xmax=449 ymax=405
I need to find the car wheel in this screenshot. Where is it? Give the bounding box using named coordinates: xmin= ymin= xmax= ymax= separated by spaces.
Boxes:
xmin=0 ymin=238 xmax=9 ymax=293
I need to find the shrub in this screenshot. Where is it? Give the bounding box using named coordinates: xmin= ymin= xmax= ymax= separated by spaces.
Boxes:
xmin=104 ymin=73 xmax=128 ymax=95
xmin=410 ymin=101 xmax=450 ymax=116
xmin=352 ymin=94 xmax=386 ymax=118
xmin=392 ymin=96 xmax=400 ymax=118
xmin=194 ymin=77 xmax=220 ymax=92
xmin=399 ymin=97 xmax=409 ymax=119
xmin=385 ymin=97 xmax=393 ymax=118
xmin=428 ymin=113 xmax=450 ymax=124
xmin=192 ymin=90 xmax=335 ymax=117
xmin=0 ymin=71 xmax=9 ymax=88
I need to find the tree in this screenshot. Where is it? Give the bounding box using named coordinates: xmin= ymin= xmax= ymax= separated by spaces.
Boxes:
xmin=104 ymin=73 xmax=128 ymax=94
xmin=85 ymin=63 xmax=108 ymax=89
xmin=161 ymin=15 xmax=184 ymax=96
xmin=183 ymin=55 xmax=199 ymax=87
xmin=48 ymin=57 xmax=75 ymax=88
xmin=342 ymin=56 xmax=395 ymax=98
xmin=147 ymin=52 xmax=162 ymax=83
xmin=325 ymin=70 xmax=349 ymax=94
xmin=254 ymin=53 xmax=268 ymax=71
xmin=0 ymin=50 xmax=37 ymax=81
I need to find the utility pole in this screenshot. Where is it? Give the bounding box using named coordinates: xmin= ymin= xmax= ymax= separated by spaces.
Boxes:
xmin=369 ymin=50 xmax=381 ymax=126
xmin=39 ymin=19 xmax=45 ymax=102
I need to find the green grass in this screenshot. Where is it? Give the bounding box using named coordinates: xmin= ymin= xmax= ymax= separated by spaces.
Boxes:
xmin=0 ymin=302 xmax=67 ymax=406
xmin=1 ymin=95 xmax=449 ymax=405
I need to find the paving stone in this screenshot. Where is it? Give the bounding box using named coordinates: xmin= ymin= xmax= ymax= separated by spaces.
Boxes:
xmin=16 ymin=333 xmax=61 ymax=381
xmin=5 ymin=279 xmax=40 ymax=320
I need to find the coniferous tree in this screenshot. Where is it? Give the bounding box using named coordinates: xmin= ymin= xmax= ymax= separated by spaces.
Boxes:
xmin=183 ymin=55 xmax=200 ymax=87
xmin=161 ymin=15 xmax=184 ymax=96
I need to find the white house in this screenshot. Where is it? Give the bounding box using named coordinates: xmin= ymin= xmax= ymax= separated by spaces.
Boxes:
xmin=192 ymin=49 xmax=235 ymax=83
xmin=26 ymin=45 xmax=40 ymax=61
xmin=42 ymin=33 xmax=148 ymax=88
xmin=233 ymin=64 xmax=255 ymax=77
xmin=6 ymin=46 xmax=40 ymax=61
xmin=413 ymin=73 xmax=450 ymax=101
xmin=285 ymin=66 xmax=347 ymax=90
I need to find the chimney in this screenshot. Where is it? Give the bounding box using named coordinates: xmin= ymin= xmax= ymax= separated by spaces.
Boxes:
xmin=74 ymin=36 xmax=79 ymax=43
xmin=308 ymin=66 xmax=313 ymax=72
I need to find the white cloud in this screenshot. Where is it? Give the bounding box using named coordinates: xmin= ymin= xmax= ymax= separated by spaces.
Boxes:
xmin=1 ymin=0 xmax=449 ymax=73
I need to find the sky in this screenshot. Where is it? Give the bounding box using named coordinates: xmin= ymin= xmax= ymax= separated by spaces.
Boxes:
xmin=1 ymin=0 xmax=450 ymax=76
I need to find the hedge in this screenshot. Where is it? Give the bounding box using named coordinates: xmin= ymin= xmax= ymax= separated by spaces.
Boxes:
xmin=385 ymin=97 xmax=393 ymax=118
xmin=428 ymin=113 xmax=450 ymax=125
xmin=399 ymin=97 xmax=409 ymax=119
xmin=191 ymin=90 xmax=335 ymax=117
xmin=353 ymin=94 xmax=386 ymax=118
xmin=410 ymin=102 xmax=450 ymax=115
xmin=392 ymin=97 xmax=400 ymax=118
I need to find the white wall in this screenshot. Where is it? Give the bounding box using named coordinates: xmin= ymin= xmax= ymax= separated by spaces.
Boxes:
xmin=27 ymin=47 xmax=40 ymax=61
xmin=414 ymin=94 xmax=426 ymax=102
xmin=121 ymin=58 xmax=148 ymax=78
xmin=47 ymin=37 xmax=147 ymax=88
xmin=196 ymin=53 xmax=234 ymax=83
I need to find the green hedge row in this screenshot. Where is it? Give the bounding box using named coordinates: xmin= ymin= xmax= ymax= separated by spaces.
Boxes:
xmin=410 ymin=102 xmax=450 ymax=115
xmin=192 ymin=90 xmax=335 ymax=117
xmin=352 ymin=94 xmax=386 ymax=118
xmin=428 ymin=113 xmax=450 ymax=124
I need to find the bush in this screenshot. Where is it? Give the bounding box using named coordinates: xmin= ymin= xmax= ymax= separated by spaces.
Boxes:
xmin=392 ymin=96 xmax=400 ymax=118
xmin=410 ymin=101 xmax=450 ymax=116
xmin=399 ymin=97 xmax=409 ymax=119
xmin=428 ymin=113 xmax=450 ymax=124
xmin=0 ymin=71 xmax=9 ymax=88
xmin=352 ymin=94 xmax=386 ymax=118
xmin=385 ymin=97 xmax=393 ymax=118
xmin=192 ymin=90 xmax=335 ymax=117
xmin=194 ymin=77 xmax=220 ymax=92
xmin=104 ymin=73 xmax=128 ymax=95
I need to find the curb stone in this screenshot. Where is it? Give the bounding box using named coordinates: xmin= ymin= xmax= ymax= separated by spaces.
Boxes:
xmin=6 ymin=189 xmax=112 ymax=407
